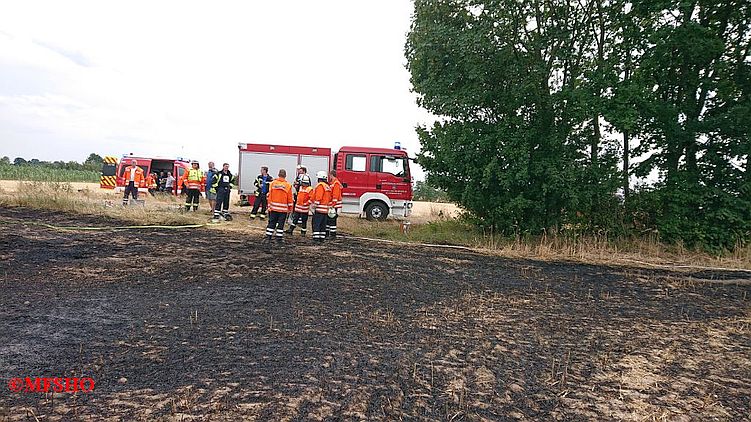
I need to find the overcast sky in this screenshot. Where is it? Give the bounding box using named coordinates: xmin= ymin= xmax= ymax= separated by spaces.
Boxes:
xmin=0 ymin=0 xmax=434 ymax=178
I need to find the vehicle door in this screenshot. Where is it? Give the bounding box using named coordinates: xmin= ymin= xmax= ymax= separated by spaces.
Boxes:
xmin=338 ymin=152 xmax=369 ymax=205
xmin=368 ymin=154 xmax=410 ymax=199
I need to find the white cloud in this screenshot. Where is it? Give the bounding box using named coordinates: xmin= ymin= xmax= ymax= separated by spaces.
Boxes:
xmin=0 ymin=0 xmax=434 ymax=179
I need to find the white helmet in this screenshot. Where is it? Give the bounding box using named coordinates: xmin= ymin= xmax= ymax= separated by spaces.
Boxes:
xmin=316 ymin=171 xmax=328 ymax=181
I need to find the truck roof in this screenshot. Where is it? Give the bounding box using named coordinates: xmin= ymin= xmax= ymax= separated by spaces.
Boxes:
xmin=238 ymin=143 xmax=331 ymax=156
xmin=338 ymin=146 xmax=409 ymax=156
xmin=120 ymin=156 xmax=192 ymax=162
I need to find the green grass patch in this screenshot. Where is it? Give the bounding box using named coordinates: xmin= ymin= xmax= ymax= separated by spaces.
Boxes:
xmin=0 ymin=164 xmax=100 ymax=182
xmin=346 ymin=218 xmax=482 ymax=246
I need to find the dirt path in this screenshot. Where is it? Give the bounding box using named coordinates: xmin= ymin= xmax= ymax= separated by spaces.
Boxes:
xmin=0 ymin=207 xmax=749 ymax=420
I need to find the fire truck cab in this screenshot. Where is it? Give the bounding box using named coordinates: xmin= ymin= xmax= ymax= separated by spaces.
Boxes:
xmin=333 ymin=146 xmax=413 ymax=220
xmin=100 ymin=155 xmax=198 ymax=194
xmin=237 ymin=143 xmax=413 ymax=220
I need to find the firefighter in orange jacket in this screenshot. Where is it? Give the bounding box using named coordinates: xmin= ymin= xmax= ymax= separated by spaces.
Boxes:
xmin=311 ymin=171 xmax=332 ymax=242
xmin=285 ymin=175 xmax=313 ymax=236
xmin=145 ymin=172 xmax=158 ymax=196
xmin=327 ymin=170 xmax=343 ymax=239
xmin=121 ymin=159 xmax=145 ymax=206
xmin=182 ymin=160 xmax=205 ymax=211
xmin=264 ymin=169 xmax=294 ymax=243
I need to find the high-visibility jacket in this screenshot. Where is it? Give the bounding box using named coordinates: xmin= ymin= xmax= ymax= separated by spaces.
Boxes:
xmin=182 ymin=168 xmax=205 ymax=190
xmin=211 ymin=170 xmax=235 ymax=191
xmin=267 ymin=177 xmax=293 ymax=212
xmin=254 ymin=174 xmax=273 ymax=196
xmin=312 ymin=181 xmax=332 ymax=214
xmin=329 ymin=177 xmax=343 ymax=210
xmin=145 ymin=174 xmax=157 ymax=189
xmin=123 ymin=165 xmax=145 ymax=187
xmin=294 ymin=185 xmax=313 ymax=213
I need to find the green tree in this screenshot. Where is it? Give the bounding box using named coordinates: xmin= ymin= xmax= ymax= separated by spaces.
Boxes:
xmin=627 ymin=0 xmax=751 ymax=250
xmin=413 ymin=180 xmax=450 ymax=202
xmin=83 ymin=153 xmax=103 ymax=171
xmin=407 ymin=0 xmax=750 ymax=251
xmin=407 ymin=0 xmax=622 ymax=233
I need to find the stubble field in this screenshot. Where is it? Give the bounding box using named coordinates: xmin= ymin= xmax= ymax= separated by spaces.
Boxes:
xmin=0 ymin=206 xmax=749 ymax=421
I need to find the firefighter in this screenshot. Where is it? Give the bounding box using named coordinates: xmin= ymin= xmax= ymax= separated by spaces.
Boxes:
xmin=250 ymin=166 xmax=273 ymax=220
xmin=311 ymin=171 xmax=332 ymax=243
xmin=182 ymin=160 xmax=205 ymax=211
xmin=121 ymin=159 xmax=144 ymax=206
xmin=211 ymin=163 xmax=235 ymax=222
xmin=264 ymin=169 xmax=293 ymax=243
xmin=285 ymin=176 xmax=313 ymax=236
xmin=146 ymin=172 xmax=158 ymax=197
xmin=293 ymin=165 xmax=308 ymax=196
xmin=327 ymin=169 xmax=343 ymax=239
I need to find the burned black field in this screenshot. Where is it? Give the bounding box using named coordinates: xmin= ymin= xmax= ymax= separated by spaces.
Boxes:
xmin=0 ymin=207 xmax=749 ymax=421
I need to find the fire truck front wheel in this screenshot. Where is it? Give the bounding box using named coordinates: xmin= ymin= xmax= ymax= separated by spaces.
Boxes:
xmin=365 ymin=201 xmax=389 ymax=221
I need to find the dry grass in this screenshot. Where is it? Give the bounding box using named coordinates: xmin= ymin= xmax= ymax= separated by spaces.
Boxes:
xmin=341 ymin=217 xmax=751 ymax=271
xmin=1 ymin=181 xmax=750 ymax=271
xmin=0 ymin=181 xmax=201 ymax=227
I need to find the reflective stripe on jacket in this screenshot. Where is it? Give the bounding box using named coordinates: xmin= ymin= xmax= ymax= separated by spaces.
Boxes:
xmin=123 ymin=165 xmax=145 ymax=186
xmin=211 ymin=171 xmax=235 ymax=189
xmin=254 ymin=174 xmax=273 ymax=195
xmin=312 ymin=182 xmax=332 ymax=214
xmin=267 ymin=178 xmax=293 ymax=212
xmin=146 ymin=175 xmax=157 ymax=189
xmin=294 ymin=185 xmax=313 ymax=213
xmin=329 ymin=177 xmax=343 ymax=210
xmin=183 ymin=168 xmax=205 ymax=190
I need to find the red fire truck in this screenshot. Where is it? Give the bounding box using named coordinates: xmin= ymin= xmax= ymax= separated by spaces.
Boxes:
xmin=237 ymin=143 xmax=413 ymax=220
xmin=100 ymin=155 xmax=199 ymax=194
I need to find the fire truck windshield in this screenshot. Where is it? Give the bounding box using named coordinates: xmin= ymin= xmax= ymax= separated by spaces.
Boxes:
xmin=372 ymin=156 xmax=408 ymax=177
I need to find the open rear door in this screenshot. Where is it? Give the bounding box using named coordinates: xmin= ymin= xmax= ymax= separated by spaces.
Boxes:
xmin=100 ymin=156 xmax=118 ymax=189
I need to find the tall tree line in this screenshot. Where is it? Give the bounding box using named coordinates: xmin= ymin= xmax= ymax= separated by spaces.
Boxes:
xmin=406 ymin=0 xmax=751 ymax=251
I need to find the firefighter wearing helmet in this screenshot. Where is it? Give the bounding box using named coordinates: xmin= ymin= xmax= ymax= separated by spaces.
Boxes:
xmin=285 ymin=174 xmax=313 ymax=236
xmin=327 ymin=169 xmax=343 ymax=239
xmin=293 ymin=164 xmax=308 ymax=196
xmin=182 ymin=160 xmax=205 ymax=211
xmin=310 ymin=170 xmax=332 ymax=242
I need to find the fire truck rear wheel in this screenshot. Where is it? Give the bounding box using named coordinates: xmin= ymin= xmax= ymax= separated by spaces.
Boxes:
xmin=365 ymin=201 xmax=389 ymax=221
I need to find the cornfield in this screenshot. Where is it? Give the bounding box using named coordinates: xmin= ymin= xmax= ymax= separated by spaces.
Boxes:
xmin=0 ymin=164 xmax=99 ymax=182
